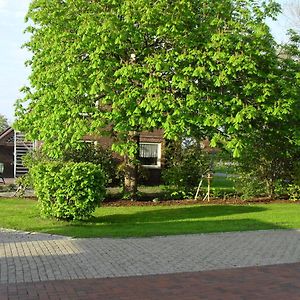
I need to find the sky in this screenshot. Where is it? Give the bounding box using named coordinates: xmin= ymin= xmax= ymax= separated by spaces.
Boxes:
xmin=0 ymin=0 xmax=31 ymax=124
xmin=0 ymin=0 xmax=298 ymax=124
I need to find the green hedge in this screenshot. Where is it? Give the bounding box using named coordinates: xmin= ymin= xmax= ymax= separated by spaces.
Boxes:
xmin=31 ymin=162 xmax=106 ymax=220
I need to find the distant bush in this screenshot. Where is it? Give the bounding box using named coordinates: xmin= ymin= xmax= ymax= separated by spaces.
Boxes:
xmin=233 ymin=173 xmax=267 ymax=200
xmin=233 ymin=150 xmax=300 ymax=200
xmin=286 ymin=184 xmax=300 ymax=201
xmin=163 ymin=140 xmax=211 ymax=199
xmin=232 ymin=130 xmax=300 ymax=199
xmin=284 ymin=163 xmax=300 ymax=201
xmin=31 ymin=162 xmax=106 ymax=220
xmin=14 ymin=175 xmax=33 ymax=197
xmin=211 ymin=187 xmax=237 ymax=199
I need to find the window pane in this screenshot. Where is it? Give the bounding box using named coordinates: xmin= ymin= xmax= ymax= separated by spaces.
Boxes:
xmin=139 ymin=143 xmax=159 ymax=166
xmin=140 ymin=144 xmax=158 ymax=158
xmin=140 ymin=157 xmax=158 ymax=166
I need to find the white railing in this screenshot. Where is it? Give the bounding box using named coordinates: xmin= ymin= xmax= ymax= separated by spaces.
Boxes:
xmin=14 ymin=132 xmax=34 ymax=178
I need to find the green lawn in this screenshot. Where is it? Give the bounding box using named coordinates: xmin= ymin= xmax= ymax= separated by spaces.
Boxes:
xmin=0 ymin=198 xmax=299 ymax=238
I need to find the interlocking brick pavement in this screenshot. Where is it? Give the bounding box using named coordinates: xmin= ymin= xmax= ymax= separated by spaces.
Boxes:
xmin=0 ymin=263 xmax=300 ymax=299
xmin=0 ymin=228 xmax=299 ymax=284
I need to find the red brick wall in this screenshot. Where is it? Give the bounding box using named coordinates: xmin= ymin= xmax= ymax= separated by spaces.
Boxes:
xmin=84 ymin=130 xmax=165 ymax=185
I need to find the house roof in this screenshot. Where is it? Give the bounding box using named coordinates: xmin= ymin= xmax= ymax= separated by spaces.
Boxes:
xmin=0 ymin=127 xmax=14 ymax=144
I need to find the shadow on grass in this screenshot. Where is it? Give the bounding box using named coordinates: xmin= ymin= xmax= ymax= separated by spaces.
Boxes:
xmin=45 ymin=218 xmax=285 ymax=238
xmin=90 ymin=205 xmax=266 ymax=224
xmin=37 ymin=205 xmax=288 ymax=238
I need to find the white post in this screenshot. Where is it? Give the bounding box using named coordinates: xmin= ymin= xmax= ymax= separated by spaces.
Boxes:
xmin=13 ymin=130 xmax=17 ymax=178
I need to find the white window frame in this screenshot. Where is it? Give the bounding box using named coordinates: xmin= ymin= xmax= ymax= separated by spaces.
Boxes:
xmin=139 ymin=142 xmax=161 ymax=169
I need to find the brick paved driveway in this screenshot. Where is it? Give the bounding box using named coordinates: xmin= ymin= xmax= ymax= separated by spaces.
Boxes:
xmin=0 ymin=228 xmax=299 ymax=299
xmin=1 ymin=263 xmax=300 ymax=300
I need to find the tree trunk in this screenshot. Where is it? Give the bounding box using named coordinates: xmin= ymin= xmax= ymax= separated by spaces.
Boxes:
xmin=123 ymin=132 xmax=140 ymax=200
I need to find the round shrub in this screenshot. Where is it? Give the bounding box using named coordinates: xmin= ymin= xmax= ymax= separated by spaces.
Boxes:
xmin=31 ymin=162 xmax=106 ymax=220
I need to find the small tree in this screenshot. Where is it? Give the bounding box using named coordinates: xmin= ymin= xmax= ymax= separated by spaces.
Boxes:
xmin=234 ymin=127 xmax=300 ymax=198
xmin=163 ymin=139 xmax=211 ymax=198
xmin=0 ymin=114 xmax=9 ymax=132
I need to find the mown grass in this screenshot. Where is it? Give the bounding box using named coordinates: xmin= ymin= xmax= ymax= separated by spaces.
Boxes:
xmin=0 ymin=198 xmax=299 ymax=238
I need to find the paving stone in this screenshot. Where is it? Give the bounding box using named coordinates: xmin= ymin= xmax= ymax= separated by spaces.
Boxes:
xmin=0 ymin=228 xmax=299 ymax=284
xmin=1 ymin=263 xmax=300 ymax=300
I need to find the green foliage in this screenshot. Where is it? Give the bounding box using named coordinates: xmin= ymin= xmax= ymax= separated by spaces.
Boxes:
xmin=163 ymin=140 xmax=211 ymax=199
xmin=227 ymin=30 xmax=300 ymax=199
xmin=0 ymin=114 xmax=9 ymax=132
xmin=233 ymin=122 xmax=300 ymax=199
xmin=284 ymin=162 xmax=300 ymax=201
xmin=210 ymin=187 xmax=236 ymax=199
xmin=15 ymin=0 xmax=284 ymax=159
xmin=62 ymin=143 xmax=119 ymax=186
xmin=31 ymin=162 xmax=106 ymax=220
xmin=292 ymin=159 xmax=300 ymax=186
xmin=12 ymin=150 xmax=45 ymax=197
xmin=233 ymin=173 xmax=267 ymax=200
xmin=286 ymin=184 xmax=300 ymax=201
xmin=14 ymin=175 xmax=33 ymax=197
xmin=15 ymin=0 xmax=300 ymax=198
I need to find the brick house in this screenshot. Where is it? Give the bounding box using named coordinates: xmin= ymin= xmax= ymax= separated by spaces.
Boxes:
xmin=85 ymin=129 xmax=165 ymax=185
xmin=0 ymin=127 xmax=164 ymax=184
xmin=0 ymin=127 xmax=34 ymax=178
xmin=0 ymin=127 xmax=14 ymax=178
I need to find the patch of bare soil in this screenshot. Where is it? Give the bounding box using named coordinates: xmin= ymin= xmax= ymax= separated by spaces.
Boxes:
xmin=102 ymin=197 xmax=300 ymax=207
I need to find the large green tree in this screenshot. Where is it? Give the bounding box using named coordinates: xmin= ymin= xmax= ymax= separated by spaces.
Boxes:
xmin=16 ymin=0 xmax=292 ymax=197
xmin=234 ymin=28 xmax=300 ymax=198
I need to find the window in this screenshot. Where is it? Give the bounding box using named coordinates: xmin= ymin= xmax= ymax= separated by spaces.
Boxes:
xmin=139 ymin=142 xmax=161 ymax=168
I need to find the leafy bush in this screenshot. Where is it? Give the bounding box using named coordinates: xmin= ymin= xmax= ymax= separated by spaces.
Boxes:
xmin=62 ymin=143 xmax=120 ymax=186
xmin=232 ymin=127 xmax=300 ymax=199
xmin=233 ymin=142 xmax=300 ymax=200
xmin=31 ymin=162 xmax=106 ymax=220
xmin=163 ymin=140 xmax=211 ymax=199
xmin=286 ymin=184 xmax=300 ymax=201
xmin=284 ymin=162 xmax=300 ymax=201
xmin=233 ymin=173 xmax=267 ymax=200
xmin=14 ymin=175 xmax=33 ymax=197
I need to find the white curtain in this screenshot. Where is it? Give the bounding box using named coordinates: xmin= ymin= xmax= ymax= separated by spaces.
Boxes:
xmin=140 ymin=144 xmax=158 ymax=158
